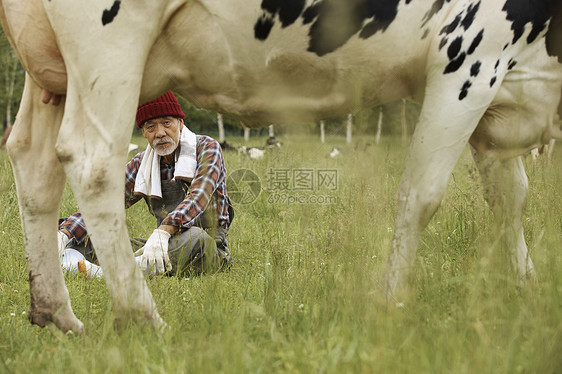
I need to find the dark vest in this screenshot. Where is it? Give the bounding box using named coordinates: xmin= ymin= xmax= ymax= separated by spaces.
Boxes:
xmin=145 ymin=179 xmax=233 ymax=229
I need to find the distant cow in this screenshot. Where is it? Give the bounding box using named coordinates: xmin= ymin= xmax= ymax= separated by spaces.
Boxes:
xmin=237 ymin=145 xmax=267 ymax=159
xmin=266 ymin=136 xmax=282 ymax=148
xmin=329 ymin=147 xmax=341 ymax=158
xmin=219 ymin=140 xmax=237 ymax=151
xmin=1 ymin=0 xmax=560 ymax=333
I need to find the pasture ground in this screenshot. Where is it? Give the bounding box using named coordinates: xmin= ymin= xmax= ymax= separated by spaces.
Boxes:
xmin=0 ymin=134 xmax=561 ymax=373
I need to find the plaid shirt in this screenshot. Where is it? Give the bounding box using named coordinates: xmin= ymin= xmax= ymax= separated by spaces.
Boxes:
xmin=60 ymin=135 xmax=231 ymax=243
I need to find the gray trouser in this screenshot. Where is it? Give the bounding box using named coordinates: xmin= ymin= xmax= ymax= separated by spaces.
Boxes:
xmin=67 ymin=226 xmax=232 ymax=276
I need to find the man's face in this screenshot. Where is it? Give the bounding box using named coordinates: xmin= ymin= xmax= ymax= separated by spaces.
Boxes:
xmin=141 ymin=116 xmax=182 ymax=156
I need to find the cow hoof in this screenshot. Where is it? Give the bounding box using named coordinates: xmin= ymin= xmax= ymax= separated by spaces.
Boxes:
xmin=31 ymin=314 xmax=84 ymax=335
xmin=113 ymin=307 xmax=166 ymax=333
xmin=517 ymin=267 xmax=538 ymax=289
xmin=47 ymin=319 xmax=85 ymax=336
xmin=52 ymin=305 xmax=85 ymax=334
xmin=29 ymin=301 xmax=84 ymax=334
xmin=56 ymin=316 xmax=85 ymax=335
xmin=153 ymin=317 xmax=167 ymax=334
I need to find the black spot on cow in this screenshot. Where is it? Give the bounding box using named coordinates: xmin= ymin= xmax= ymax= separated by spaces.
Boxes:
xmin=470 ymin=61 xmax=481 ymax=76
xmin=444 ymin=52 xmax=466 ymax=74
xmin=280 ymin=0 xmax=307 ymax=27
xmin=255 ymin=0 xmax=306 ymax=39
xmin=440 ymin=13 xmax=462 ymax=35
xmin=447 ymin=36 xmax=463 ymax=60
xmin=255 ymin=14 xmax=275 ymax=40
xmin=490 ymin=76 xmax=497 ymax=87
xmin=303 ymin=1 xmax=321 ymax=24
xmin=260 ymin=0 xmax=278 ymax=14
xmin=494 ymin=59 xmax=500 ymax=70
xmin=503 ymin=43 xmax=509 ymax=50
xmin=502 ymin=0 xmax=554 ymax=44
xmin=305 ymin=1 xmax=365 ymax=56
xmin=255 ymin=0 xmax=402 ymax=56
xmin=421 ymin=28 xmax=430 ymax=39
xmin=422 ymin=0 xmax=445 ymax=27
xmin=508 ymin=58 xmax=518 ymax=69
xmin=439 ymin=37 xmax=448 ymax=50
xmin=359 ymin=0 xmax=402 ymax=39
xmin=459 ymin=80 xmax=472 ymax=100
xmin=461 ymin=1 xmax=480 ymax=30
xmin=101 ymin=0 xmax=120 ymax=26
xmin=545 ymin=0 xmax=562 ymax=62
xmin=307 ymin=0 xmax=401 ymax=56
xmin=467 ymin=29 xmax=484 ymax=54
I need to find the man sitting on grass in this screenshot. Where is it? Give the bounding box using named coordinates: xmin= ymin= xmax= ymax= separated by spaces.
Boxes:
xmin=57 ymin=91 xmax=234 ymax=278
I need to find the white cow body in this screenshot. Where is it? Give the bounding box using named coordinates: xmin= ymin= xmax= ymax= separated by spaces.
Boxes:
xmin=1 ymin=0 xmax=561 ymax=332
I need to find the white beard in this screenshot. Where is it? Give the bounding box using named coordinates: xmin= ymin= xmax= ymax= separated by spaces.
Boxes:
xmin=153 ymin=138 xmax=178 ymax=156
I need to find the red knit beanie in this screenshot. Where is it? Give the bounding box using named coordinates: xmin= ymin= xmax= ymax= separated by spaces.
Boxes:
xmin=136 ymin=91 xmax=185 ymax=128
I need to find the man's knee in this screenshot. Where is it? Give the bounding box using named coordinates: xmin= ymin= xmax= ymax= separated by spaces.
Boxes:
xmin=174 ymin=226 xmax=213 ymax=249
xmin=169 ymin=227 xmax=216 ymax=274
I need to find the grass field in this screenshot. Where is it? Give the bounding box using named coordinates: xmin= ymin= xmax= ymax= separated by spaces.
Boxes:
xmin=0 ymin=134 xmax=561 ymax=373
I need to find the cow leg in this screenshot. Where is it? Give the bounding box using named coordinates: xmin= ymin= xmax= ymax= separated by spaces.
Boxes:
xmin=54 ymin=86 xmax=165 ymax=330
xmin=471 ymin=149 xmax=535 ymax=283
xmin=383 ymin=78 xmax=495 ymax=298
xmin=7 ymin=76 xmax=83 ymax=333
xmin=40 ymin=0 xmax=178 ymax=331
xmin=384 ymin=120 xmax=476 ymax=297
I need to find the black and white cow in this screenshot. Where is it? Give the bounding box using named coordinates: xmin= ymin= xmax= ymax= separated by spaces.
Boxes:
xmin=0 ymin=0 xmax=560 ymax=333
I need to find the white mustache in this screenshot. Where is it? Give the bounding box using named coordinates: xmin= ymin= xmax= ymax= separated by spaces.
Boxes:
xmin=153 ymin=137 xmax=173 ymax=146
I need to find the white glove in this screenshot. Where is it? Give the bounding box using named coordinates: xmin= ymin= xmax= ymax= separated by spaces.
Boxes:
xmin=57 ymin=230 xmax=70 ymax=257
xmin=140 ymin=229 xmax=172 ymax=276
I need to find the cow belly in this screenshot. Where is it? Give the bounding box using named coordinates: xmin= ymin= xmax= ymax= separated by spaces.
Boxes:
xmin=0 ymin=0 xmax=66 ymax=93
xmin=140 ymin=0 xmax=430 ymax=126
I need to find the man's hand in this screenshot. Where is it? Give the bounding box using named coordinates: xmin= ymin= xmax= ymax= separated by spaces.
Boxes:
xmin=57 ymin=230 xmax=70 ymax=257
xmin=140 ymin=229 xmax=172 ymax=275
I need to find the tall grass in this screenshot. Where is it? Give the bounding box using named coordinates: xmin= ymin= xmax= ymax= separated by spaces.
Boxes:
xmin=0 ymin=135 xmax=560 ymax=373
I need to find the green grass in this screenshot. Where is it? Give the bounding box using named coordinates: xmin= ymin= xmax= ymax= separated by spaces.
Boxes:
xmin=0 ymin=134 xmax=561 ymax=373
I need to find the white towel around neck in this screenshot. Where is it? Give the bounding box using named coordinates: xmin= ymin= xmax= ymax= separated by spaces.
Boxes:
xmin=134 ymin=125 xmax=197 ymax=199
